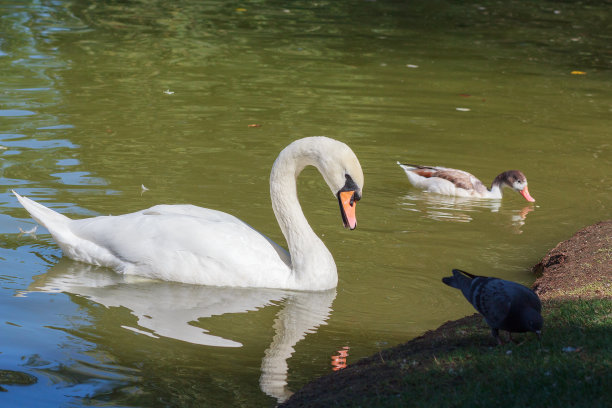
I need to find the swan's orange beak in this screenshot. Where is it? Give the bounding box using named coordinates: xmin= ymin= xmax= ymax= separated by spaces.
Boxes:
xmin=338 ymin=191 xmax=357 ymax=230
xmin=519 ymin=186 xmax=535 ymax=202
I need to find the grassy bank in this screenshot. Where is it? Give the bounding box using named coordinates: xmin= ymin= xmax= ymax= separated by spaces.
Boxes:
xmin=282 ymin=222 xmax=611 ymax=408
xmin=391 ymin=299 xmax=611 ymax=408
xmin=282 ymin=299 xmax=610 ymax=408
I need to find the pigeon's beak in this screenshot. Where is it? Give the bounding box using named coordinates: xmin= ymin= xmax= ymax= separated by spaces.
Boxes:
xmin=520 ymin=186 xmax=535 ymax=202
xmin=338 ymin=190 xmax=358 ymax=230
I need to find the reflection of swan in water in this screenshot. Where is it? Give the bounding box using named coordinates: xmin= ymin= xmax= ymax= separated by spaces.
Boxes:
xmin=24 ymin=259 xmax=335 ymax=402
xmin=399 ymin=192 xmax=534 ymax=230
xmin=259 ymin=289 xmax=336 ymax=402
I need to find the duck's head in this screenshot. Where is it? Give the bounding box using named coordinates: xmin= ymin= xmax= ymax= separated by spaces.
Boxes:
xmin=499 ymin=170 xmax=535 ymax=202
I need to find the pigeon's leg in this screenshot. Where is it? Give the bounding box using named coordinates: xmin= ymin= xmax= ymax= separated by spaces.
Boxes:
xmin=492 ymin=328 xmax=503 ymax=345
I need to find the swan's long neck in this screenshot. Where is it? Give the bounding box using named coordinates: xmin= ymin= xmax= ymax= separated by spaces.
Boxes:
xmin=270 ymin=143 xmax=337 ymax=290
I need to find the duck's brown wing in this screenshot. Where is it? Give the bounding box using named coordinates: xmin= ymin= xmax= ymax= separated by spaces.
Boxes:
xmin=401 ymin=164 xmax=489 ymax=194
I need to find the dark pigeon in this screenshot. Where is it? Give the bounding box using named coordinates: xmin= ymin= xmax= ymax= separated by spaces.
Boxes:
xmin=442 ymin=269 xmax=543 ymax=344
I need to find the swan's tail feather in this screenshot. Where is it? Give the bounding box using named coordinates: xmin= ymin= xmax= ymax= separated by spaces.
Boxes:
xmin=12 ymin=190 xmax=71 ymax=229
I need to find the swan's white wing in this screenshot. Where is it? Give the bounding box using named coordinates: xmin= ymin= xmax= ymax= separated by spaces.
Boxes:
xmin=66 ymin=205 xmax=293 ymax=287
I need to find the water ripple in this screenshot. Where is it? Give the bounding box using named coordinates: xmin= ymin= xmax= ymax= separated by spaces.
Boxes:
xmin=0 ymin=109 xmax=36 ymax=116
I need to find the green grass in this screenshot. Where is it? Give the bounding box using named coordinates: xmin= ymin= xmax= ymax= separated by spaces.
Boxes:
xmin=557 ymin=282 xmax=612 ymax=298
xmin=349 ymin=299 xmax=611 ymax=408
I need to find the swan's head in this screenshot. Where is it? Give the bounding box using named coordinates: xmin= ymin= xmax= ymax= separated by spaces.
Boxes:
xmin=311 ymin=138 xmax=364 ymax=230
xmin=272 ymin=136 xmax=364 ymax=230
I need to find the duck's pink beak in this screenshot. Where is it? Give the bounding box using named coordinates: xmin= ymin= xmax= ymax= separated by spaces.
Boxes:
xmin=520 ymin=186 xmax=535 ymax=202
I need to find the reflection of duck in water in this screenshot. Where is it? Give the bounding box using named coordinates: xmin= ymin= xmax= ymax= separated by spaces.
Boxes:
xmin=14 ymin=137 xmax=363 ymax=290
xmin=25 ymin=260 xmax=335 ymax=403
xmin=397 ymin=162 xmax=535 ymax=202
xmin=510 ymin=206 xmax=535 ymax=234
xmin=399 ymin=192 xmax=535 ymax=233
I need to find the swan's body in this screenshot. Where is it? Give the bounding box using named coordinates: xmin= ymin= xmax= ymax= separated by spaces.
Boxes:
xmin=14 ymin=137 xmax=363 ymax=291
xmin=397 ymin=162 xmax=534 ymax=202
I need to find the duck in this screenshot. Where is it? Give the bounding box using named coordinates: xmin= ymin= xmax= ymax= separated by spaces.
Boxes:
xmin=397 ymin=162 xmax=535 ymax=202
xmin=13 ymin=136 xmax=364 ymax=291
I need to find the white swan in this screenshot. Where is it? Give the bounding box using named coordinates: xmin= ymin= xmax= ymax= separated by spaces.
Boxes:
xmin=13 ymin=136 xmax=364 ymax=291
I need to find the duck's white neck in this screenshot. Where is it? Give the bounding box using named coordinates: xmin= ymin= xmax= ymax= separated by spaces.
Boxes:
xmin=488 ymin=183 xmax=503 ymax=198
xmin=269 ymin=143 xmax=337 ymax=290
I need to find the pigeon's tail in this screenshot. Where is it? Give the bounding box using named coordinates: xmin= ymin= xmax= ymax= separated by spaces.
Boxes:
xmin=442 ymin=269 xmax=475 ymax=292
xmin=452 ymin=268 xmax=481 ymax=279
xmin=12 ymin=190 xmax=71 ymax=231
xmin=441 ymin=276 xmax=457 ymax=287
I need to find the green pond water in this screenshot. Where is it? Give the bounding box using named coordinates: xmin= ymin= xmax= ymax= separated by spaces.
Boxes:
xmin=1 ymin=0 xmax=610 ymax=406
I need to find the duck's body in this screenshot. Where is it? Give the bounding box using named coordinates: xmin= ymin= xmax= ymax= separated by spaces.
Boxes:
xmin=14 ymin=137 xmax=364 ymax=291
xmin=397 ymin=163 xmax=535 ymax=202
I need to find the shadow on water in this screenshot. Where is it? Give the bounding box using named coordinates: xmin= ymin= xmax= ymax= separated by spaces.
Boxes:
xmin=22 ymin=258 xmax=336 ymax=404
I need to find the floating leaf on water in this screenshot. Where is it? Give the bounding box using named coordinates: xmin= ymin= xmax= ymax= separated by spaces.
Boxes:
xmin=248 ymin=124 xmax=262 ymax=127
xmin=163 ymin=89 xmax=175 ymax=95
xmin=571 ymin=71 xmax=586 ymax=75
xmin=456 ymin=107 xmax=471 ymax=112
